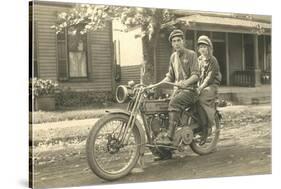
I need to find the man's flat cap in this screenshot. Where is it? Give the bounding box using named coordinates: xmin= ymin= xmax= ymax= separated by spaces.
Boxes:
xmin=169 ymin=29 xmax=184 ymax=42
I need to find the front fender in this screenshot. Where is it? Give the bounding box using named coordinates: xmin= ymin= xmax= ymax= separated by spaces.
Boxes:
xmin=105 ymin=109 xmax=146 ymax=155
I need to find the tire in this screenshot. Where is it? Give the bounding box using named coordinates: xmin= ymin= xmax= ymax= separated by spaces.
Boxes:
xmin=86 ymin=113 xmax=141 ymax=181
xmin=190 ymin=113 xmax=221 ymax=155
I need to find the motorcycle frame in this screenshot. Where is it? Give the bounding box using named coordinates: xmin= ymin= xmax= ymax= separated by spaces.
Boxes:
xmin=120 ymin=86 xmax=196 ymax=150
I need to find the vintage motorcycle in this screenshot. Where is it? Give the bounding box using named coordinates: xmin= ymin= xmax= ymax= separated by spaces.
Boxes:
xmin=86 ymin=81 xmax=222 ymax=181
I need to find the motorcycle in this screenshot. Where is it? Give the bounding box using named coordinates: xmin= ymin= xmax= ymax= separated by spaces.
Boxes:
xmin=86 ymin=81 xmax=222 ymax=181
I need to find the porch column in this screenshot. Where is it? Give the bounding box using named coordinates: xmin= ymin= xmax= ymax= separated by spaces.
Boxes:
xmin=225 ymin=33 xmax=230 ymax=86
xmin=241 ymin=34 xmax=245 ymax=71
xmin=253 ymin=34 xmax=261 ymax=86
xmin=194 ymin=30 xmax=198 ymax=50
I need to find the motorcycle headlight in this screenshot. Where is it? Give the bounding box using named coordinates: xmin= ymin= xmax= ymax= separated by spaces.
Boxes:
xmin=115 ymin=85 xmax=132 ymax=103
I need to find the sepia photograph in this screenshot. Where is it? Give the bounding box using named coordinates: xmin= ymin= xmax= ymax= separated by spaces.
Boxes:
xmin=28 ymin=0 xmax=273 ymax=188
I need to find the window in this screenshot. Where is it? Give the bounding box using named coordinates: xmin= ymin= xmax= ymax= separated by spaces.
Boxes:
xmin=57 ymin=24 xmax=88 ymax=81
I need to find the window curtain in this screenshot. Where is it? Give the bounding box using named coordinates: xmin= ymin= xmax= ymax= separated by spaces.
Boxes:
xmin=69 ymin=51 xmax=87 ymax=77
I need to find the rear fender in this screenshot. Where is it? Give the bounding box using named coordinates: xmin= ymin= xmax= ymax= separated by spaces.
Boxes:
xmin=105 ymin=110 xmax=146 ymax=155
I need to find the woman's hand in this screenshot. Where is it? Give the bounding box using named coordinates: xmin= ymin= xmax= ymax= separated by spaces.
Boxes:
xmin=176 ymin=81 xmax=185 ymax=88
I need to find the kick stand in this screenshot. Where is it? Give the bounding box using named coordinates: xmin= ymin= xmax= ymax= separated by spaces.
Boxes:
xmin=138 ymin=153 xmax=145 ymax=168
xmin=131 ymin=154 xmax=145 ymax=173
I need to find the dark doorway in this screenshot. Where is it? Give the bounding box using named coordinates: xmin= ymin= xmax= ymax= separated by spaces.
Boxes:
xmin=244 ymin=34 xmax=254 ymax=70
xmin=244 ymin=43 xmax=254 ymax=70
xmin=213 ymin=42 xmax=226 ymax=85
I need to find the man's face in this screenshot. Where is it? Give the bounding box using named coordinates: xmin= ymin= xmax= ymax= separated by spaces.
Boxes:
xmin=171 ymin=36 xmax=184 ymax=52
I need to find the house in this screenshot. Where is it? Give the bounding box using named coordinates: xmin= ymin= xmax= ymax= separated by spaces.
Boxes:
xmin=30 ymin=1 xmax=117 ymax=106
xmin=158 ymin=11 xmax=271 ymax=86
xmin=112 ymin=20 xmax=143 ymax=85
xmin=30 ymin=1 xmax=272 ymax=106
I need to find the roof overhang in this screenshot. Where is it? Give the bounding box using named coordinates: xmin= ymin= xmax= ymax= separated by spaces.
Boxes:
xmin=162 ymin=14 xmax=271 ymax=35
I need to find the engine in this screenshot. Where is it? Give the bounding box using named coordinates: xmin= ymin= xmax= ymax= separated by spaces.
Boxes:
xmin=149 ymin=113 xmax=169 ymax=136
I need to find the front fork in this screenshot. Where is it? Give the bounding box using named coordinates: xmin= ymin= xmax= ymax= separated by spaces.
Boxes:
xmin=120 ymin=89 xmax=143 ymax=145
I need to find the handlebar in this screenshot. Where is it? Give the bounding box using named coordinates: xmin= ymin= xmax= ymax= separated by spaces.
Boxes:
xmin=116 ymin=81 xmax=190 ymax=103
xmin=144 ymin=81 xmax=183 ymax=90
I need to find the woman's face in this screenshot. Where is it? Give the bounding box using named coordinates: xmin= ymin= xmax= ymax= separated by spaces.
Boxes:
xmin=198 ymin=44 xmax=209 ymax=56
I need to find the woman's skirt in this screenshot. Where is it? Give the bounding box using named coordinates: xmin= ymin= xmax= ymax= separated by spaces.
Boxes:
xmin=199 ymin=84 xmax=219 ymax=126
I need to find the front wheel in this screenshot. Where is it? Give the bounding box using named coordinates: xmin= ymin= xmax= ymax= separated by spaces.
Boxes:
xmin=86 ymin=114 xmax=141 ymax=181
xmin=190 ymin=113 xmax=221 ymax=155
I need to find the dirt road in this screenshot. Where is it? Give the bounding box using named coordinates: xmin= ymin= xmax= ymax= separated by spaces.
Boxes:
xmin=31 ymin=105 xmax=271 ymax=188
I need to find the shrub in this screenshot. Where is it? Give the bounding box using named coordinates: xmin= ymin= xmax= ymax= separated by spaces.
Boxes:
xmin=30 ymin=78 xmax=58 ymax=97
xmin=55 ymin=89 xmax=113 ymax=107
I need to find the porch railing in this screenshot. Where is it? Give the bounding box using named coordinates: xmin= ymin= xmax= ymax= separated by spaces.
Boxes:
xmin=233 ymin=70 xmax=255 ymax=87
xmin=233 ymin=70 xmax=271 ymax=87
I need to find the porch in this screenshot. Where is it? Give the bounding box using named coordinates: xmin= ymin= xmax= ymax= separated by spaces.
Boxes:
xmin=218 ymin=84 xmax=271 ymax=105
xmin=156 ymin=13 xmax=271 ymax=88
xmin=161 ymin=84 xmax=271 ymax=105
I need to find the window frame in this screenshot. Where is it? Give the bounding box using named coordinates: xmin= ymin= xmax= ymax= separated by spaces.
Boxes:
xmin=57 ymin=24 xmax=89 ymax=82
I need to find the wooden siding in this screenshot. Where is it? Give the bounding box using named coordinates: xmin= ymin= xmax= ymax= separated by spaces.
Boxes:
xmin=228 ymin=33 xmax=243 ymax=85
xmin=118 ymin=65 xmax=141 ymax=85
xmin=34 ymin=4 xmax=63 ymax=80
xmin=33 ymin=3 xmax=113 ymax=92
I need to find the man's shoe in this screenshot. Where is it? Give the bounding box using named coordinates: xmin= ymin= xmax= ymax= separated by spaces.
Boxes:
xmin=199 ymin=126 xmax=208 ymax=145
xmin=154 ymin=153 xmax=172 ymax=161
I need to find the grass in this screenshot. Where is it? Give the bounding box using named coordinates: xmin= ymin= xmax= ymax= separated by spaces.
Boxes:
xmin=30 ymin=103 xmax=271 ymax=125
xmin=30 ymin=103 xmax=127 ymax=124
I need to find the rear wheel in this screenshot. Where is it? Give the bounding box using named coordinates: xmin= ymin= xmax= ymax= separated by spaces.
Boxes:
xmin=190 ymin=113 xmax=221 ymax=155
xmin=86 ymin=114 xmax=141 ymax=181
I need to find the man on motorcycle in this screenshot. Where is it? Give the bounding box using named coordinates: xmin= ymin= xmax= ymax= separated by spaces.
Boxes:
xmin=155 ymin=29 xmax=200 ymax=145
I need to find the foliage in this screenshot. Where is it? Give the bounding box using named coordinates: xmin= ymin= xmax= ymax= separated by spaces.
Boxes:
xmin=30 ymin=78 xmax=58 ymax=97
xmin=55 ymin=89 xmax=113 ymax=107
xmin=51 ymin=4 xmax=175 ymax=40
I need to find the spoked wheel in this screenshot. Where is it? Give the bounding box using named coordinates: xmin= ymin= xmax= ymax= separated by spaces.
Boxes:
xmin=190 ymin=113 xmax=221 ymax=155
xmin=86 ymin=114 xmax=141 ymax=181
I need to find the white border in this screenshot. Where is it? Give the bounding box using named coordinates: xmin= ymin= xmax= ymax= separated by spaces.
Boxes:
xmin=1 ymin=0 xmax=279 ymax=189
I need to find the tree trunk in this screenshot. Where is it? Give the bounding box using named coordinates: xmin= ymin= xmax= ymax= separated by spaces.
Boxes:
xmin=141 ymin=37 xmax=155 ymax=85
xmin=141 ymin=10 xmax=163 ymax=85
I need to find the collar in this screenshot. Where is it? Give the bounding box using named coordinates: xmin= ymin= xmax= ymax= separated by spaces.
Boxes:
xmin=176 ymin=49 xmax=185 ymax=57
xmin=199 ymin=55 xmax=211 ymax=61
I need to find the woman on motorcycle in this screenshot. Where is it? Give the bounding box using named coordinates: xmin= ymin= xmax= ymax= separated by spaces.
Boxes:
xmin=197 ymin=35 xmax=222 ymax=144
